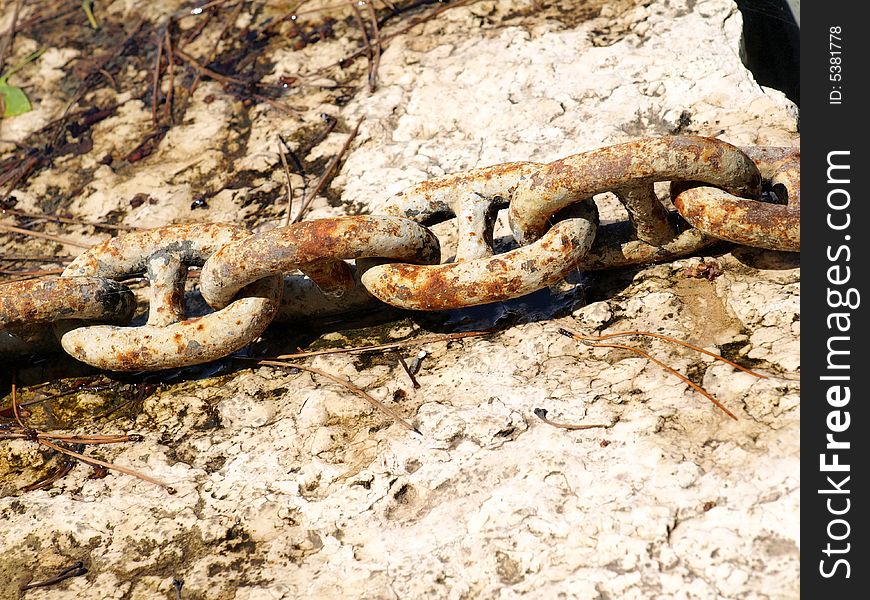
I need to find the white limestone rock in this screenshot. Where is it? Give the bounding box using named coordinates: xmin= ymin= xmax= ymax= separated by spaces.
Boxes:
xmin=0 ymin=1 xmax=798 ymax=598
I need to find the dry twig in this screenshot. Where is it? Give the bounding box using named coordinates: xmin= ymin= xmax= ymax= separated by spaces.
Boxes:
xmin=277 ymin=139 xmax=295 ymax=226
xmin=163 ymin=26 xmax=176 ymax=123
xmin=258 ymin=359 xmax=420 ymax=434
xmin=333 ymin=0 xmax=475 ymax=68
xmin=364 ymin=0 xmax=383 ymax=91
xmin=558 ymin=328 xmax=743 ymax=420
xmin=182 ymin=0 xmax=246 ymax=109
xmin=2 ymin=380 xmax=176 ymax=493
xmin=349 ymin=0 xmax=378 ymax=92
xmin=0 ymin=0 xmax=25 ymax=74
xmin=291 ymin=117 xmax=363 ymax=223
xmin=394 ymin=350 xmax=421 ymax=389
xmin=0 ymin=223 xmax=93 ymax=249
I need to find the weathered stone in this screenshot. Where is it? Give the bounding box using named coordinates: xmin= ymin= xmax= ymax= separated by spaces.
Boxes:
xmin=1 ymin=1 xmax=798 ymax=598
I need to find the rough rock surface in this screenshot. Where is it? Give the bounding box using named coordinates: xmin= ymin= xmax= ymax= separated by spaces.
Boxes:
xmin=1 ymin=1 xmax=798 ymax=598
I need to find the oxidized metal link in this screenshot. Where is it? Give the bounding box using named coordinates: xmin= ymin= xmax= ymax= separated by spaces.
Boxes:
xmin=672 ymin=146 xmax=800 ymax=251
xmin=361 ymin=217 xmax=597 ymax=310
xmin=57 ymin=223 xmax=283 ymax=371
xmin=273 ymin=265 xmax=386 ymax=325
xmin=0 ymin=135 xmax=802 ymax=370
xmin=1 ymin=277 xmax=135 ymax=328
xmin=199 ymin=216 xmax=441 ymax=310
xmin=377 ymin=162 xmax=543 ymax=259
xmin=508 ymin=136 xmax=762 ymax=269
xmin=360 ymin=163 xmax=599 ymax=310
xmin=0 ymin=277 xmax=135 ymax=357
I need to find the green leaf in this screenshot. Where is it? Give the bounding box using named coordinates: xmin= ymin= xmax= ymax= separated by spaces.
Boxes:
xmin=0 ymin=78 xmax=32 ymax=117
xmin=0 ymin=50 xmax=44 ymax=118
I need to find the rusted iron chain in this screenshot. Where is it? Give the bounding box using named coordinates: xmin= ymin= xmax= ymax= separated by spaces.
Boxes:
xmin=507 ymin=136 xmax=764 ymax=273
xmin=0 ymin=277 xmax=134 ymax=328
xmin=360 ymin=163 xmax=598 ymax=310
xmin=0 ymin=277 xmax=136 ymax=359
xmin=672 ymin=146 xmax=800 ymax=251
xmin=56 ymin=223 xmax=283 ymax=371
xmin=0 ymin=136 xmax=800 ymax=371
xmin=509 ymin=136 xmax=761 ymax=244
xmin=200 ymin=216 xmax=440 ymax=309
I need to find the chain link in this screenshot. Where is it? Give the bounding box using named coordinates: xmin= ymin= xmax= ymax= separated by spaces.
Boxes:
xmin=0 ymin=136 xmax=799 ymax=370
xmin=56 ymin=223 xmax=283 ymax=371
xmin=672 ymin=146 xmax=800 ymax=251
xmin=200 ymin=216 xmax=441 ymax=309
xmin=361 ymin=163 xmax=598 ymax=310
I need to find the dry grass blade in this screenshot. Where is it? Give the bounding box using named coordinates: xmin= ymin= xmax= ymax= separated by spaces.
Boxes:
xmin=37 ymin=433 xmax=143 ymax=445
xmin=0 ymin=267 xmax=65 ymax=280
xmin=185 ymin=0 xmax=245 ymax=103
xmin=364 ymin=0 xmax=383 ymax=91
xmin=151 ymin=26 xmax=165 ymax=128
xmin=20 ymin=457 xmax=77 ymax=493
xmin=36 ymin=439 xmax=177 ymax=493
xmin=5 ymin=381 xmax=176 ymax=493
xmin=173 ymin=45 xmax=297 ymax=115
xmin=0 ymin=254 xmax=74 ymax=263
xmin=10 ymin=381 xmax=26 ymax=428
xmin=332 ymin=0 xmax=476 ymax=68
xmin=0 ymin=4 xmax=76 ymax=40
xmin=1 ymin=207 xmax=136 ymax=231
xmin=173 ymin=46 xmax=242 ymax=86
xmin=0 ymin=223 xmax=93 ymax=249
xmin=269 ymin=330 xmax=491 ymax=360
xmin=1 ymin=155 xmax=41 ymax=202
xmin=0 ymin=432 xmax=125 ymax=442
xmin=593 ymin=341 xmax=738 ymax=420
xmin=259 ymin=359 xmax=420 ymax=434
xmin=291 ymin=117 xmax=363 ymax=223
xmin=252 ymin=94 xmax=300 ymax=114
xmin=172 ymin=1 xmax=245 ymax=121
xmin=559 ymin=327 xmax=766 ymax=379
xmin=532 ymin=408 xmax=608 ymax=431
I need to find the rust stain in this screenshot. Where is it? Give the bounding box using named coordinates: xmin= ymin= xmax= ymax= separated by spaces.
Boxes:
xmin=0 ymin=277 xmax=135 ymax=328
xmin=200 ymin=216 xmax=440 ymax=309
xmin=3 ymin=137 xmax=800 ymax=369
xmin=673 ymin=147 xmax=800 ymax=251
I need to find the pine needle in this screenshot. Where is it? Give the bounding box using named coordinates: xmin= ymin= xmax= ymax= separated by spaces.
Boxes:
xmin=258 ymin=359 xmax=420 ymax=434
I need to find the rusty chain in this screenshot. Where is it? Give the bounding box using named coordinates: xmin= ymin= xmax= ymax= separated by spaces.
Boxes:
xmin=0 ymin=136 xmax=799 ymax=371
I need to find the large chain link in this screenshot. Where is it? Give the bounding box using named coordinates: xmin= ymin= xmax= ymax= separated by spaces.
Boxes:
xmin=56 ymin=223 xmax=284 ymax=371
xmin=0 ymin=136 xmax=799 ymax=371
